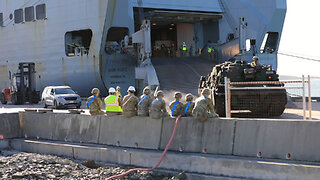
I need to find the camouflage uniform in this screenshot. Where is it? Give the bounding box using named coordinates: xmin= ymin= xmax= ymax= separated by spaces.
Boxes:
xmin=183 ymin=93 xmax=195 ymax=116
xmin=137 ymin=87 xmax=153 ymax=116
xmin=169 ymin=92 xmax=184 ymax=116
xmin=121 ymin=93 xmax=139 ymax=118
xmin=192 ymin=89 xmax=215 ymax=122
xmin=86 ymin=95 xmax=105 ymax=115
xmin=150 ymin=91 xmax=168 ymax=119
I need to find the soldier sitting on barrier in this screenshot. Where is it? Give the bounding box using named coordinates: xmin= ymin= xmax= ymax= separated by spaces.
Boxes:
xmin=104 ymin=87 xmax=123 ymax=116
xmin=150 ymin=91 xmax=168 ymax=119
xmin=192 ymin=88 xmax=216 ymax=122
xmin=183 ymin=93 xmax=195 ymax=117
xmin=137 ymin=87 xmax=153 ymax=116
xmin=86 ymin=88 xmax=105 ymax=115
xmin=121 ymin=86 xmax=139 ymax=118
xmin=169 ymin=92 xmax=184 ymax=117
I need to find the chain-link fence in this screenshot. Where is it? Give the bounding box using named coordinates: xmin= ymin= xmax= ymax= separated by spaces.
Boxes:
xmin=224 ymin=76 xmax=312 ymax=119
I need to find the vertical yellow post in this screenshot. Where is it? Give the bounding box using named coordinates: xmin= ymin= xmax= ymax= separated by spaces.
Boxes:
xmin=308 ymin=75 xmax=312 ymax=120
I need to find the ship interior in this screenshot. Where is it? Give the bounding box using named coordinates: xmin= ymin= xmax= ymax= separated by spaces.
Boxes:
xmin=134 ymin=8 xmax=222 ymax=58
xmin=134 ymin=8 xmax=223 ymax=94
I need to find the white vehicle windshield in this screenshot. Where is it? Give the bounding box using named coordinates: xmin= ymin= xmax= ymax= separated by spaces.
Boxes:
xmin=55 ymin=88 xmax=75 ymax=95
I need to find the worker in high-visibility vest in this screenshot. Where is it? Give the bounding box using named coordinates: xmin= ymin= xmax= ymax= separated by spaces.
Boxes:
xmin=116 ymin=86 xmax=122 ymax=98
xmin=250 ymin=56 xmax=261 ymax=67
xmin=182 ymin=42 xmax=187 ymax=57
xmin=104 ymin=87 xmax=123 ymax=116
xmin=208 ymin=43 xmax=214 ymax=60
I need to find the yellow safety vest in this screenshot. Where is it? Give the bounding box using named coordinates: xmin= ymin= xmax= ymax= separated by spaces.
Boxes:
xmin=253 ymin=61 xmax=257 ymax=66
xmin=182 ymin=44 xmax=187 ymax=51
xmin=208 ymin=47 xmax=212 ymax=53
xmin=104 ymin=95 xmax=123 ymax=112
xmin=116 ymin=91 xmax=121 ymax=97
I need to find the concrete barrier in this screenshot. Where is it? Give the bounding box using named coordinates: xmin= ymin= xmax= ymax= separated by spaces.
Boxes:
xmin=0 ymin=140 xmax=9 ymax=149
xmin=53 ymin=114 xmax=100 ymax=143
xmin=0 ymin=113 xmax=20 ymax=138
xmin=19 ymin=112 xmax=56 ymax=139
xmin=160 ymin=117 xmax=235 ymax=155
xmin=99 ymin=115 xmax=162 ymax=149
xmin=233 ymin=119 xmax=320 ymax=162
xmin=11 ymin=139 xmax=74 ymax=157
xmin=20 ymin=112 xmax=101 ymax=143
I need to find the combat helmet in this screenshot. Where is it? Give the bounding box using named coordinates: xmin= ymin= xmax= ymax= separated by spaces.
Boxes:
xmin=156 ymin=90 xmax=164 ymax=98
xmin=91 ymin=88 xmax=100 ymax=95
xmin=201 ymin=88 xmax=211 ymax=96
xmin=185 ymin=93 xmax=194 ymax=101
xmin=174 ymin=92 xmax=182 ymax=99
xmin=143 ymin=87 xmax=151 ymax=95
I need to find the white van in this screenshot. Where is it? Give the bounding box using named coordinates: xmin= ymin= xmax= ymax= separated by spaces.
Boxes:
xmin=41 ymin=86 xmax=81 ymax=109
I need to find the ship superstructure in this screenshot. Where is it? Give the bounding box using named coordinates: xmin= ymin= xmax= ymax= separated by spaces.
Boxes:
xmin=0 ymin=0 xmax=286 ymax=96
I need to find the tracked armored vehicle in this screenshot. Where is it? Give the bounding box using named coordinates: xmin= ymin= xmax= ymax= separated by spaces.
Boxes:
xmin=199 ymin=60 xmax=287 ymax=117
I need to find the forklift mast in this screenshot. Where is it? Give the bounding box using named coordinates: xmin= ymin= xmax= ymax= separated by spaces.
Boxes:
xmin=1 ymin=63 xmax=40 ymax=105
xmin=16 ymin=63 xmax=36 ymax=104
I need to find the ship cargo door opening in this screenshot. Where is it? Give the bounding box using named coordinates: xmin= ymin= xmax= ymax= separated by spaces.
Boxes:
xmin=151 ymin=22 xmax=177 ymax=57
xmin=134 ymin=9 xmax=222 ymax=58
xmin=150 ymin=22 xmax=195 ymax=58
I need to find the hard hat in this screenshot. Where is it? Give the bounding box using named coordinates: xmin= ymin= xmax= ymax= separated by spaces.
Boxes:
xmin=91 ymin=88 xmax=100 ymax=95
xmin=143 ymin=87 xmax=151 ymax=95
xmin=174 ymin=92 xmax=182 ymax=99
xmin=201 ymin=88 xmax=211 ymax=96
xmin=109 ymin=87 xmax=116 ymax=93
xmin=253 ymin=56 xmax=259 ymax=60
xmin=116 ymin=86 xmax=120 ymax=90
xmin=156 ymin=90 xmax=164 ymax=97
xmin=128 ymin=86 xmax=136 ymax=92
xmin=185 ymin=93 xmax=194 ymax=101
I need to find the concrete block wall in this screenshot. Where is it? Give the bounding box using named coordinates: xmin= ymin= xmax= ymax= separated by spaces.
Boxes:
xmin=0 ymin=113 xmax=20 ymax=139
xmin=233 ymin=119 xmax=320 ymax=162
xmin=5 ymin=112 xmax=320 ymax=162
xmin=99 ymin=115 xmax=162 ymax=149
xmin=160 ymin=117 xmax=235 ymax=154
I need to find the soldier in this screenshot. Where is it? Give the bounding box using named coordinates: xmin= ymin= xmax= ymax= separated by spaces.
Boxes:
xmin=137 ymin=86 xmax=153 ymax=116
xmin=121 ymin=86 xmax=139 ymax=118
xmin=86 ymin=88 xmax=105 ymax=115
xmin=150 ymin=91 xmax=168 ymax=119
xmin=169 ymin=92 xmax=184 ymax=116
xmin=183 ymin=93 xmax=195 ymax=117
xmin=250 ymin=56 xmax=261 ymax=67
xmin=104 ymin=87 xmax=123 ymax=116
xmin=192 ymin=88 xmax=216 ymax=122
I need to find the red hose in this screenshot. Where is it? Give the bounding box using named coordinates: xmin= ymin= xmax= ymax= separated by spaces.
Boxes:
xmin=106 ymin=115 xmax=182 ymax=180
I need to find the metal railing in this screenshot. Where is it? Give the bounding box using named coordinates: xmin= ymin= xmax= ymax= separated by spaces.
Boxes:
xmin=224 ymin=75 xmax=312 ymax=119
